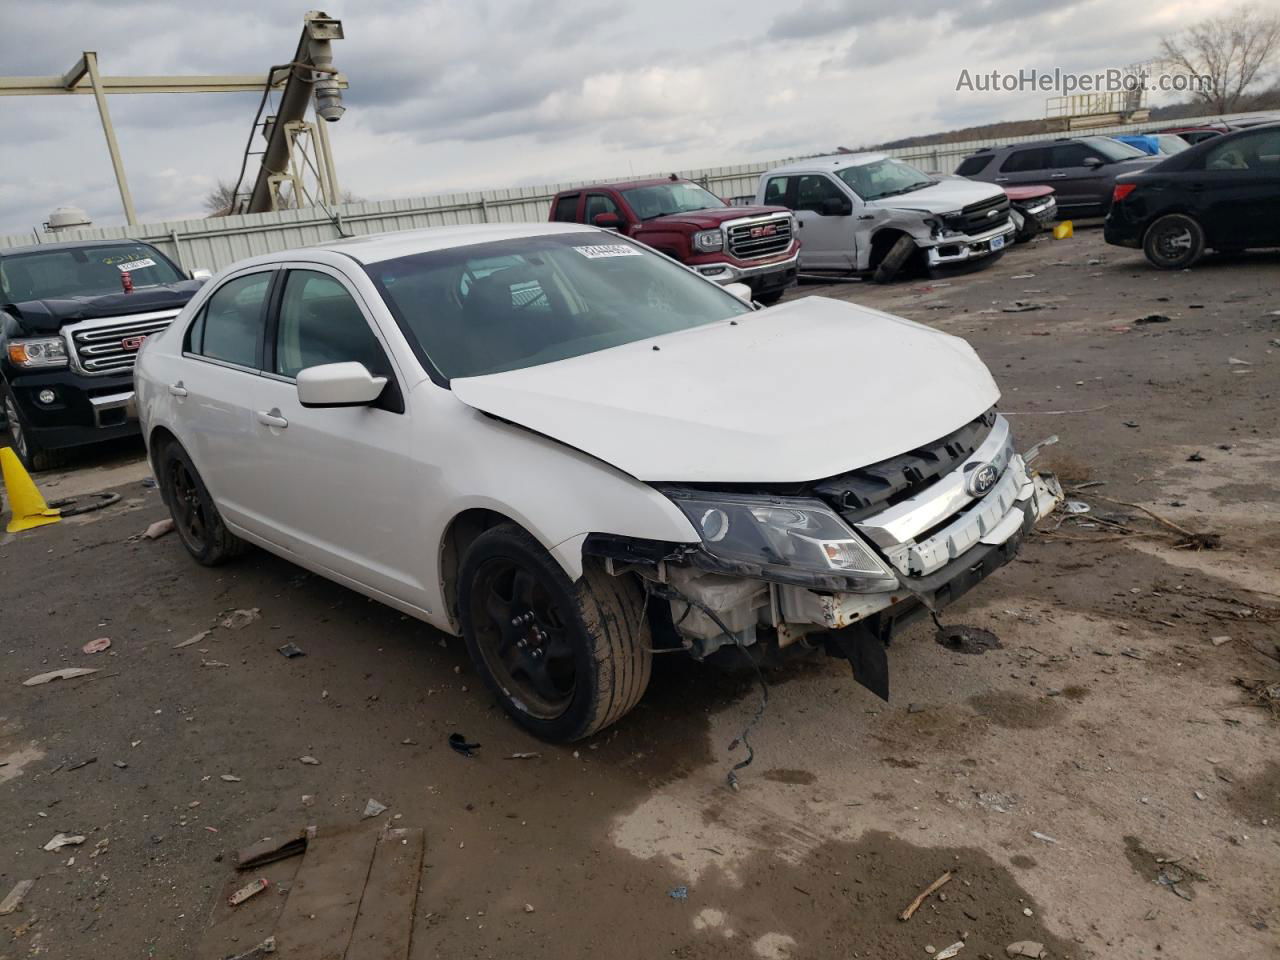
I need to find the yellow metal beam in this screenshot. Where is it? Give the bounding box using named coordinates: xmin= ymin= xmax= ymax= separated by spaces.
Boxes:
xmin=0 ymin=72 xmax=349 ymax=96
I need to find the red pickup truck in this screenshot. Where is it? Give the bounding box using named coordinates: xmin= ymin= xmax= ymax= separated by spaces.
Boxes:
xmin=549 ymin=177 xmax=799 ymax=304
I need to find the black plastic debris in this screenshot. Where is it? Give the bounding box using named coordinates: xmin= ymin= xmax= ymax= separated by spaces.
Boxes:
xmin=1187 ymin=452 xmax=1206 ymax=462
xmin=1134 ymin=314 xmax=1171 ymax=324
xmin=935 ymin=624 xmax=1002 ymax=655
xmin=277 ymin=643 xmax=305 ymax=658
xmin=448 ymin=733 xmax=480 ymax=757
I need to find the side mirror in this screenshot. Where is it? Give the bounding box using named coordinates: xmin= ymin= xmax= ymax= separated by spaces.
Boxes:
xmin=296 ymin=362 xmax=387 ymax=408
xmin=1083 ymin=156 xmax=1104 ymax=168
xmin=593 ymin=212 xmax=624 ymax=229
xmin=190 ymin=268 xmax=213 ymax=281
xmin=821 ymin=196 xmax=853 ymax=216
xmin=724 ymin=282 xmax=754 ymax=303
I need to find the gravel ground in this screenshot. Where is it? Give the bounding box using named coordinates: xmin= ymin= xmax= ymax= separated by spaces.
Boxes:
xmin=1 ymin=225 xmax=1277 ymax=960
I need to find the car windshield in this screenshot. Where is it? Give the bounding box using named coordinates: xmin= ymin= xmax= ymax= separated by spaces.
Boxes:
xmin=1086 ymin=137 xmax=1149 ymax=161
xmin=0 ymin=243 xmax=183 ymax=303
xmin=835 ymin=158 xmax=934 ymax=201
xmin=366 ymin=233 xmax=752 ymax=380
xmin=620 ymin=182 xmax=726 ymax=220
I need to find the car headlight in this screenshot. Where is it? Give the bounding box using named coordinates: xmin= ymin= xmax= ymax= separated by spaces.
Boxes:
xmin=666 ymin=491 xmax=898 ymax=591
xmin=692 ymin=229 xmax=723 ymax=253
xmin=7 ymin=337 xmax=69 ymax=369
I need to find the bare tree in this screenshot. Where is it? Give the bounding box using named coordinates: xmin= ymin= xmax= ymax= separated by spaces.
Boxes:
xmin=1160 ymin=5 xmax=1280 ymax=114
xmin=203 ymin=180 xmax=241 ymax=218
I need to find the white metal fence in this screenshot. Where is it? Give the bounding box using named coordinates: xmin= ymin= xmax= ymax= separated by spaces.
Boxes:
xmin=0 ymin=111 xmax=1249 ymax=273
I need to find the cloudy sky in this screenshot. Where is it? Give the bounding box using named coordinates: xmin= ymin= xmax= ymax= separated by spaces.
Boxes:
xmin=0 ymin=0 xmax=1233 ymax=234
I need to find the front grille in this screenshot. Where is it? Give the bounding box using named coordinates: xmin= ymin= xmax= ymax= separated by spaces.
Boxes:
xmin=953 ymin=194 xmax=1011 ymax=234
xmin=69 ymin=313 xmax=178 ymax=375
xmin=726 ymin=216 xmax=793 ymax=260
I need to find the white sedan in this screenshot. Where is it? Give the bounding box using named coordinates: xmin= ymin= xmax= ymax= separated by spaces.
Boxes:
xmin=135 ymin=223 xmax=1061 ymax=741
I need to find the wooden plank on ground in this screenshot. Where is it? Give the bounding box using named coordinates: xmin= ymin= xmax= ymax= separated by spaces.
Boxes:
xmin=344 ymin=828 xmax=426 ymax=960
xmin=273 ymin=823 xmax=380 ymax=959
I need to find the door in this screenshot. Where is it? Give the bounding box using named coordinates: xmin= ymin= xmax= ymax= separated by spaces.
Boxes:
xmin=178 ymin=268 xmax=276 ymax=533
xmin=782 ymin=174 xmax=855 ymax=269
xmin=1198 ymin=129 xmax=1280 ymax=246
xmin=1044 ymin=142 xmax=1109 ymax=213
xmin=249 ymin=265 xmax=429 ymax=606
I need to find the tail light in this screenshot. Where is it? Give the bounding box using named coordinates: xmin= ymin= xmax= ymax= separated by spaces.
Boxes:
xmin=120 ymin=270 xmax=133 ymax=293
xmin=1113 ymin=183 xmax=1137 ymax=203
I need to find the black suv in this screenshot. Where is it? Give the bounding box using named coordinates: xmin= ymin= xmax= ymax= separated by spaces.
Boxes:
xmin=956 ymin=136 xmax=1159 ymax=218
xmin=1 ymin=239 xmax=206 ymax=470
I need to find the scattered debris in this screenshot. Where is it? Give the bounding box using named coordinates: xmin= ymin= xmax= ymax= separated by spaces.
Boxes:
xmin=81 ymin=637 xmax=111 ymax=654
xmin=1194 ymin=790 xmax=1207 ymax=801
xmin=524 ymin=903 xmax=536 ymax=913
xmin=1187 ymin=452 xmax=1205 ymax=462
xmin=113 ymin=760 xmax=127 ymax=769
xmin=228 ymin=877 xmax=270 ymax=906
xmin=1227 ymin=357 xmax=1252 ymax=366
xmin=507 ymin=752 xmax=541 ymax=760
xmin=202 ymin=659 xmax=230 ymax=668
xmin=1134 ymin=314 xmax=1171 ymax=325
xmin=23 ymin=667 xmax=99 ymax=687
xmin=226 ymin=937 xmax=277 ymax=959
xmin=237 ymin=831 xmax=308 ymax=870
xmin=277 ymin=642 xmax=305 ymax=658
xmin=43 ymin=833 xmax=86 ymax=852
xmin=173 ymin=630 xmax=211 ymax=648
xmin=1030 ymin=831 xmax=1059 ymax=845
xmin=1063 ymin=501 xmax=1091 ymax=514
xmin=449 ymin=733 xmax=481 ymax=757
xmin=362 ymin=798 xmax=388 ymax=819
xmin=299 ymin=755 xmax=320 ymax=765
xmin=1210 ymin=635 xmax=1231 ymax=647
xmin=1010 ymin=273 xmax=1036 ymax=279
xmin=1006 ymin=942 xmax=1046 ymax=959
xmin=899 ymin=870 xmax=952 ymax=921
xmin=1002 ymin=301 xmax=1044 ymax=312
xmin=936 ymin=943 xmax=965 ymax=960
xmin=1235 ymin=677 xmax=1280 ymax=718
xmin=66 ymin=756 xmax=97 ymax=771
xmin=221 ymin=774 xmax=242 ymax=783
xmin=0 ymin=880 xmax=34 ymax=916
xmin=668 ymin=885 xmax=689 ymax=901
xmin=221 ymin=608 xmax=262 ymax=629
xmin=935 ymin=624 xmax=1001 ymax=655
xmin=143 ymin=518 xmax=174 ymax=540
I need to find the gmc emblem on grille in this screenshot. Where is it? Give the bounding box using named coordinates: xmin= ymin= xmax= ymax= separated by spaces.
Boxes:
xmin=966 ymin=462 xmax=999 ymax=497
xmin=120 ymin=335 xmax=147 ymax=351
xmin=750 ymin=224 xmax=778 ymax=238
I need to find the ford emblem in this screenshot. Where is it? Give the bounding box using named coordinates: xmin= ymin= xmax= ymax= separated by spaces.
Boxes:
xmin=967 ymin=462 xmax=999 ymax=497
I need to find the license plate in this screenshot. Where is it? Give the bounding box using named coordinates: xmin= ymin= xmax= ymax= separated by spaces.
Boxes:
xmin=990 ymin=234 xmax=1006 ymax=251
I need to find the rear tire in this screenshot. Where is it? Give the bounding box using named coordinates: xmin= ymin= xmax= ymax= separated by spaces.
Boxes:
xmin=1143 ymin=213 xmax=1205 ymax=270
xmin=754 ymin=289 xmax=785 ymax=306
xmin=458 ymin=523 xmax=652 ymax=742
xmin=873 ymin=235 xmax=916 ymax=284
xmin=158 ymin=441 xmax=248 ymax=566
xmin=2 ymin=385 xmax=61 ymax=472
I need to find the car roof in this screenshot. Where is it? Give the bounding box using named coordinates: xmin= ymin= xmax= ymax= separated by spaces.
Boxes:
xmin=0 ymin=238 xmax=154 ymax=257
xmin=253 ymin=222 xmax=603 ymax=267
xmin=559 ymin=178 xmax=688 ymax=193
xmin=762 ymin=153 xmax=890 ymax=175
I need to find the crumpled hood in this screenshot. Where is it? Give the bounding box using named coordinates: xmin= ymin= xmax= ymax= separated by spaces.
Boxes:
xmin=451 ymin=296 xmax=1000 ymax=484
xmin=866 ymin=177 xmax=1005 ymax=216
xmin=3 ymin=280 xmax=204 ymax=333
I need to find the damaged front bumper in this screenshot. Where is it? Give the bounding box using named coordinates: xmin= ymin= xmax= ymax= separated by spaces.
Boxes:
xmin=925 ymin=221 xmax=1018 ymax=267
xmin=592 ymin=419 xmax=1064 ymax=699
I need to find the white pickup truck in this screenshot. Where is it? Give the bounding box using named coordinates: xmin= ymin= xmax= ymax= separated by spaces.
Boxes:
xmin=755 ymin=154 xmax=1018 ymax=282
xmin=136 ymin=223 xmax=1062 ymax=742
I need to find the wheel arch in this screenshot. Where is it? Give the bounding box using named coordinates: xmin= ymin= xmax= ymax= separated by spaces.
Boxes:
xmin=439 ymin=507 xmax=533 ymax=632
xmin=868 ymin=227 xmax=919 ymax=270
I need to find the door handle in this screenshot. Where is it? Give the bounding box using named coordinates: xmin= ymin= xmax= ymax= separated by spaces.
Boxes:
xmin=856 ymin=214 xmax=875 ymax=220
xmin=994 ymin=177 xmax=1009 ymax=182
xmin=1049 ymin=173 xmax=1067 ymax=178
xmin=256 ymin=409 xmax=289 ymax=429
xmin=168 ymin=381 xmax=188 ymax=398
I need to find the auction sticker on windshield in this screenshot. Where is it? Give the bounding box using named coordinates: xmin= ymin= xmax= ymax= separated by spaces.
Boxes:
xmin=573 ymin=244 xmax=642 ymax=259
xmin=115 ymin=258 xmax=157 ymax=272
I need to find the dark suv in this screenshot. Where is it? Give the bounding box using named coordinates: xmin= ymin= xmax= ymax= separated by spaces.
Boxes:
xmin=957 ymin=136 xmax=1159 ymax=218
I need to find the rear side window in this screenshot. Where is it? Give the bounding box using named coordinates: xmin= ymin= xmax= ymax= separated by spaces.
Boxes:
xmin=763 ymin=176 xmax=791 ymax=205
xmin=551 ymin=194 xmax=579 ymax=222
xmin=274 ymin=270 xmax=390 ymax=379
xmin=1000 ymin=148 xmax=1047 ymax=173
xmin=1048 ymin=143 xmax=1095 ymax=167
xmin=955 ymin=155 xmax=993 ymax=176
xmin=196 ymin=272 xmax=272 ymax=368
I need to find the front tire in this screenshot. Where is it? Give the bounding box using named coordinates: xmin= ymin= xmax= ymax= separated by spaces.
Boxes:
xmin=754 ymin=289 xmax=785 ymax=306
xmin=458 ymin=523 xmax=652 ymax=742
xmin=873 ymin=235 xmax=916 ymax=284
xmin=2 ymin=386 xmax=61 ymax=472
xmin=158 ymin=441 xmax=248 ymax=566
xmin=1143 ymin=214 xmax=1205 ymax=270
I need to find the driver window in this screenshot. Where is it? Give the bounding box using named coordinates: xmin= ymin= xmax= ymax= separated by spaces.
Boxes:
xmin=274 ymin=270 xmax=390 ymax=380
xmin=584 ymin=194 xmax=620 ymax=223
xmin=795 ymin=175 xmax=844 ymax=213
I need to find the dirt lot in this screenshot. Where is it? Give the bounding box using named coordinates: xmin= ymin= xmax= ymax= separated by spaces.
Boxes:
xmin=1 ymin=226 xmax=1277 ymax=960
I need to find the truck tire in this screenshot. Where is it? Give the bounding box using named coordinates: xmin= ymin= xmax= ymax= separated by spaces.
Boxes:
xmin=755 ymin=289 xmax=785 ymax=306
xmin=458 ymin=523 xmax=652 ymax=742
xmin=157 ymin=440 xmax=248 ymax=566
xmin=1143 ymin=213 xmax=1205 ymax=270
xmin=873 ymin=235 xmax=916 ymax=284
xmin=2 ymin=386 xmax=62 ymax=472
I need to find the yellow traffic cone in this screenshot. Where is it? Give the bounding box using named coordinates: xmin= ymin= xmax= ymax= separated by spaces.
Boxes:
xmin=1 ymin=447 xmax=61 ymax=533
xmin=1053 ymin=220 xmax=1074 ymax=239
